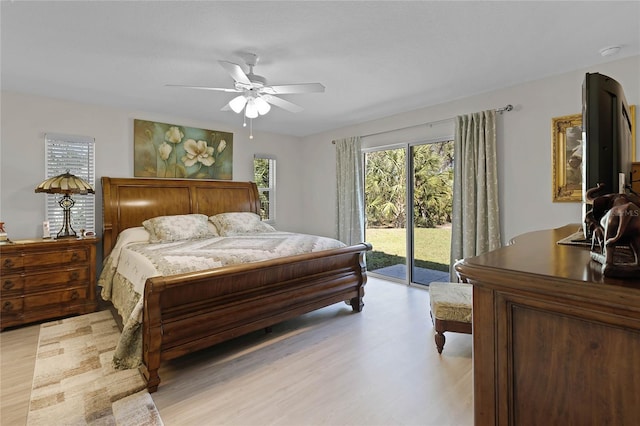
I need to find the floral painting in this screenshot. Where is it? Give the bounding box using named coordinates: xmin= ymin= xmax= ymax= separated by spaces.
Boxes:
xmin=134 ymin=119 xmax=233 ymax=179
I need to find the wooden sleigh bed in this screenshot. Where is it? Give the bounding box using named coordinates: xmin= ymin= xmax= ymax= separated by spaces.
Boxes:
xmin=100 ymin=177 xmax=371 ymax=392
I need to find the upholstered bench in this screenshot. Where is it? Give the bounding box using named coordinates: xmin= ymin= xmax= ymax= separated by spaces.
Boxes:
xmin=428 ymin=282 xmax=472 ymax=353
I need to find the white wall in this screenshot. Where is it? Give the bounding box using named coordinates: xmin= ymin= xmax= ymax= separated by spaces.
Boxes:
xmin=2 ymin=55 xmax=638 ymax=252
xmin=0 ymin=93 xmax=305 ymax=245
xmin=300 ymin=55 xmax=640 ymax=243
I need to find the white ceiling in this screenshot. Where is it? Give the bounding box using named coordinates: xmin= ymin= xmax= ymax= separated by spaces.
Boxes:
xmin=2 ymin=1 xmax=639 ymax=137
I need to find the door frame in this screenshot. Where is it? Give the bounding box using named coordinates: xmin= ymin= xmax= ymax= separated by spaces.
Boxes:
xmin=363 ymin=135 xmax=454 ymax=285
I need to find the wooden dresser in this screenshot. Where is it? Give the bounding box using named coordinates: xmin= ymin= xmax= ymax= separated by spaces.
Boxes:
xmin=456 ymin=224 xmax=640 ymax=425
xmin=0 ymin=237 xmax=98 ymax=330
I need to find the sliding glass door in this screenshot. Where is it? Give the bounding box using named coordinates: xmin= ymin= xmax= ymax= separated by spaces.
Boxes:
xmin=365 ymin=140 xmax=453 ymax=285
xmin=410 ymin=141 xmax=453 ymax=285
xmin=364 ymin=148 xmax=407 ymax=281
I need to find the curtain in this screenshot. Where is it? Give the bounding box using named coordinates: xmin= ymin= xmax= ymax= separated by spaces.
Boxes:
xmin=450 ymin=110 xmax=501 ymax=280
xmin=335 ymin=136 xmax=364 ymax=245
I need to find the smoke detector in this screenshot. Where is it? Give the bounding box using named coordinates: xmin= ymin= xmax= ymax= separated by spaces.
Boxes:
xmin=599 ymin=46 xmax=621 ymax=57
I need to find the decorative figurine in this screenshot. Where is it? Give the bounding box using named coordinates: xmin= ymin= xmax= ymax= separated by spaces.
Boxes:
xmin=586 ymin=185 xmax=640 ymax=278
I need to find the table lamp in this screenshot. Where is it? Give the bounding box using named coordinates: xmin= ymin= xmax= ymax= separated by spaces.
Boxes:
xmin=35 ymin=170 xmax=95 ymax=239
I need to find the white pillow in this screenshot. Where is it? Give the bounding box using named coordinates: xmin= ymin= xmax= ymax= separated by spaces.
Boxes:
xmin=113 ymin=226 xmax=150 ymax=250
xmin=208 ymin=212 xmax=276 ymax=236
xmin=142 ymin=213 xmax=215 ymax=243
xmin=105 ymin=226 xmax=151 ymax=270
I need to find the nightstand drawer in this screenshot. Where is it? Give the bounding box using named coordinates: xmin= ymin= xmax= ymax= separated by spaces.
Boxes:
xmin=24 ymin=287 xmax=88 ymax=309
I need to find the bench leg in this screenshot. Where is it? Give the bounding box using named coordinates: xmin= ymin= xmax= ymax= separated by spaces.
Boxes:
xmin=435 ymin=331 xmax=445 ymax=354
xmin=432 ymin=317 xmax=472 ymax=353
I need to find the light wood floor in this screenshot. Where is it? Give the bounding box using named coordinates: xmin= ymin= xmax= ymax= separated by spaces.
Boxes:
xmin=1 ymin=277 xmax=473 ymax=426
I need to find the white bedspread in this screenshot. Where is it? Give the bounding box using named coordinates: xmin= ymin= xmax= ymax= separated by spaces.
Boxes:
xmin=97 ymin=227 xmax=346 ymax=368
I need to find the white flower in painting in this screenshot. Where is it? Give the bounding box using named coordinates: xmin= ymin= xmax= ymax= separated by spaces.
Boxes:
xmin=217 ymin=140 xmax=227 ymax=153
xmin=165 ymin=126 xmax=184 ymax=144
xmin=181 ymin=139 xmax=215 ymax=167
xmin=158 ymin=142 xmax=172 ymax=160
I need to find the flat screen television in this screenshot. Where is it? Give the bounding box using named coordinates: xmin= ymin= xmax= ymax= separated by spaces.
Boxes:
xmin=582 ymin=72 xmax=633 ymax=198
xmin=581 ymin=72 xmax=634 ymax=238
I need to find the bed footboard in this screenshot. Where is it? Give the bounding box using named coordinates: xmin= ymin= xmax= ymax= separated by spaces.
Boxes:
xmin=141 ymin=242 xmax=371 ymax=392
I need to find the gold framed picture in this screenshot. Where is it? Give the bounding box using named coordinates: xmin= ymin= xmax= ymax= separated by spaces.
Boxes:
xmin=631 ymin=105 xmax=636 ymax=161
xmin=552 ymin=114 xmax=583 ymax=202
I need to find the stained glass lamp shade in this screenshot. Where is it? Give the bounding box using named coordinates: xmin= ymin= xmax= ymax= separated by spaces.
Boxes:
xmin=35 ymin=170 xmax=94 ymax=239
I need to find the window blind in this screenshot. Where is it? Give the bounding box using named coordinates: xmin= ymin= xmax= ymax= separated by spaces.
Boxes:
xmin=44 ymin=133 xmax=96 ymax=235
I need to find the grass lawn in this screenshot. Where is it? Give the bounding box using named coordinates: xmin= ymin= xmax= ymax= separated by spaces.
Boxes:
xmin=365 ymin=227 xmax=451 ymax=272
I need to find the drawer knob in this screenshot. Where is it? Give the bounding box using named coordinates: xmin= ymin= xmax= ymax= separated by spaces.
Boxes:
xmin=70 ymin=271 xmax=80 ymax=280
xmin=3 ymin=259 xmax=14 ymax=269
xmin=2 ymin=301 xmax=13 ymax=311
xmin=70 ymin=290 xmax=79 ymax=300
xmin=2 ymin=280 xmax=14 ymax=290
xmin=71 ymin=252 xmax=80 ymax=261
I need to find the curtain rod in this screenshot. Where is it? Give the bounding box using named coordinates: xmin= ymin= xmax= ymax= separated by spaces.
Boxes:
xmin=333 ymin=104 xmax=514 ymax=142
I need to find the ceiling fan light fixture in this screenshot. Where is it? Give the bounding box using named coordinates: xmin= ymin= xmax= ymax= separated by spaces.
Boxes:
xmin=169 ymin=54 xmax=324 ymax=140
xmin=245 ymin=98 xmax=259 ymax=119
xmin=228 ymin=95 xmax=248 ymax=114
xmin=254 ymin=96 xmax=271 ymax=115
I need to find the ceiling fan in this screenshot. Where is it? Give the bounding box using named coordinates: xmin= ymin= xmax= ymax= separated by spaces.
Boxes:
xmin=167 ymin=53 xmax=325 ymax=138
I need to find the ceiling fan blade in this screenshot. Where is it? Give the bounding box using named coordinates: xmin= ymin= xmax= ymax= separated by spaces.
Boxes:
xmin=263 ymin=83 xmax=325 ymax=95
xmin=261 ymin=94 xmax=304 ymax=113
xmin=165 ymin=84 xmax=240 ymax=93
xmin=218 ymin=60 xmax=251 ymax=85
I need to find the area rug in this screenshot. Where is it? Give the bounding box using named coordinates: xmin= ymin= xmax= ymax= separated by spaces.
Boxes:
xmin=27 ymin=310 xmax=163 ymax=425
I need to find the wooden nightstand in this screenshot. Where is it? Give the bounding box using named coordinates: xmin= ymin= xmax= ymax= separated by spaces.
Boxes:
xmin=0 ymin=237 xmax=98 ymax=330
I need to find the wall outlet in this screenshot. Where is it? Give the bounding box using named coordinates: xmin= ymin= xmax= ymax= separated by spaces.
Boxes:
xmin=43 ymin=221 xmax=50 ymax=238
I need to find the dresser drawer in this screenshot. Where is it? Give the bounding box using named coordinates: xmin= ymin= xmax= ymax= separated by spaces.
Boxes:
xmin=1 ymin=297 xmax=23 ymax=317
xmin=1 ymin=247 xmax=88 ymax=273
xmin=1 ymin=274 xmax=25 ymax=294
xmin=23 ymin=248 xmax=89 ymax=269
xmin=23 ymin=267 xmax=89 ymax=292
xmin=1 ymin=254 xmax=23 ymax=273
xmin=24 ymin=287 xmax=87 ymax=309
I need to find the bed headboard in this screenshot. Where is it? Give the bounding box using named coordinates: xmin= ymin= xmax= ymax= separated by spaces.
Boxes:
xmin=101 ymin=177 xmax=261 ymax=257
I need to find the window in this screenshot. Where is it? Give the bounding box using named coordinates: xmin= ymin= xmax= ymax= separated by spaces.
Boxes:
xmin=253 ymin=155 xmax=276 ymax=222
xmin=44 ymin=133 xmax=96 ymax=236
